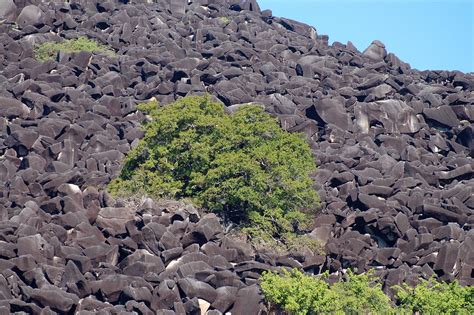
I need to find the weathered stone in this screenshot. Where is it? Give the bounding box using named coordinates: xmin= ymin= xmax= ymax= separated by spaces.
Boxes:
xmin=423 ymin=105 xmax=460 ymax=128
xmin=0 ymin=0 xmax=16 ymax=21
xmin=362 ymin=40 xmax=387 ymax=60
xmin=229 ymin=285 xmax=262 ymax=315
xmin=21 ymin=286 xmax=79 ymax=312
xmin=310 ymin=98 xmax=351 ymax=130
xmin=177 ymin=278 xmax=217 ymax=302
xmin=0 ymin=97 xmax=30 ymax=119
xmin=355 ymin=100 xmax=421 ymax=134
xmin=16 ymin=5 xmax=44 ymax=28
xmin=96 ymin=207 xmax=136 ymax=235
xmin=434 ymin=242 xmax=461 ymax=275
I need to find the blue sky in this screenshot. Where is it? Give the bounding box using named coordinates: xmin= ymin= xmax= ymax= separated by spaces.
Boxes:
xmin=258 ymin=0 xmax=473 ymax=73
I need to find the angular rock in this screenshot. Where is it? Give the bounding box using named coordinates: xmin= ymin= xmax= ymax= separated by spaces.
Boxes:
xmin=0 ymin=97 xmax=30 ymax=119
xmin=362 ymin=40 xmax=387 ymax=61
xmin=423 ymin=105 xmax=460 ymax=128
xmin=310 ymin=98 xmax=351 ymax=130
xmin=229 ymin=285 xmax=262 ymax=315
xmin=177 ymin=278 xmax=217 ymax=302
xmin=96 ymin=207 xmax=136 ymax=235
xmin=21 ymin=286 xmax=79 ymax=312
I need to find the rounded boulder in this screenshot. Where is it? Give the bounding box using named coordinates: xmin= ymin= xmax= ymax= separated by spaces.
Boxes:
xmin=16 ymin=5 xmax=44 ymax=28
xmin=0 ymin=0 xmax=16 ymax=21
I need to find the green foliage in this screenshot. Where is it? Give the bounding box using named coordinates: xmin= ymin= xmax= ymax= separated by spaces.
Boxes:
xmin=34 ymin=37 xmax=113 ymax=61
xmin=261 ymin=269 xmax=394 ymax=315
xmin=331 ymin=270 xmax=393 ymax=314
xmin=261 ymin=269 xmax=336 ymax=315
xmin=109 ymin=95 xmax=319 ymax=241
xmin=394 ymin=277 xmax=474 ymax=315
xmin=261 ymin=269 xmax=474 ymax=315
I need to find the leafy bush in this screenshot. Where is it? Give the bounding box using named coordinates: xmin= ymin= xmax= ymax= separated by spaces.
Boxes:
xmin=261 ymin=269 xmax=474 ymax=315
xmin=261 ymin=269 xmax=336 ymax=315
xmin=35 ymin=37 xmax=113 ymax=61
xmin=109 ymin=95 xmax=319 ymax=241
xmin=330 ymin=271 xmax=393 ymax=314
xmin=260 ymin=269 xmax=394 ymax=315
xmin=394 ymin=277 xmax=474 ymax=315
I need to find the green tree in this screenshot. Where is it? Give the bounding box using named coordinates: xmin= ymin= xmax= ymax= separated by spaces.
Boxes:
xmin=109 ymin=95 xmax=319 ymax=242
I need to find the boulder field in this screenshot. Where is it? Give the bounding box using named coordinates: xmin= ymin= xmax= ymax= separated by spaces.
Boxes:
xmin=0 ymin=0 xmax=473 ymax=313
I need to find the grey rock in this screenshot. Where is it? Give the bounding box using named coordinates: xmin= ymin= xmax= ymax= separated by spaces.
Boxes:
xmin=229 ymin=285 xmax=262 ymax=315
xmin=0 ymin=0 xmax=16 ymax=21
xmin=0 ymin=97 xmax=30 ymax=119
xmin=362 ymin=40 xmax=387 ymax=61
xmin=177 ymin=278 xmax=217 ymax=302
xmin=96 ymin=207 xmax=136 ymax=235
xmin=16 ymin=5 xmax=43 ymax=28
xmin=423 ymin=105 xmax=460 ymax=128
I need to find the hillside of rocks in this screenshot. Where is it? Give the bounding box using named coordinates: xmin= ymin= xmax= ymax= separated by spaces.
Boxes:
xmin=0 ymin=0 xmax=473 ymax=313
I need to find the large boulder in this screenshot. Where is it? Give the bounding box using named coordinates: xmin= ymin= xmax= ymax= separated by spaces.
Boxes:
xmin=309 ymin=98 xmax=352 ymax=130
xmin=96 ymin=207 xmax=136 ymax=235
xmin=0 ymin=0 xmax=16 ymax=21
xmin=0 ymin=97 xmax=30 ymax=119
xmin=355 ymin=100 xmax=422 ymax=134
xmin=16 ymin=5 xmax=44 ymax=28
xmin=363 ymin=40 xmax=387 ymax=61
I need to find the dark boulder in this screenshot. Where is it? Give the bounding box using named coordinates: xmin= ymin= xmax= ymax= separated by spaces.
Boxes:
xmin=177 ymin=278 xmax=217 ymax=302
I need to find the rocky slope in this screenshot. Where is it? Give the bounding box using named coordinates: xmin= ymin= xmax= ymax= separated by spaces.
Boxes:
xmin=0 ymin=0 xmax=473 ymax=313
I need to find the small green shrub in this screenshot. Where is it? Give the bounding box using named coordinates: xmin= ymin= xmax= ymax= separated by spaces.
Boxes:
xmin=35 ymin=37 xmax=113 ymax=61
xmin=394 ymin=277 xmax=474 ymax=315
xmin=219 ymin=16 xmax=231 ymax=24
xmin=109 ymin=95 xmax=319 ymax=242
xmin=261 ymin=269 xmax=394 ymax=315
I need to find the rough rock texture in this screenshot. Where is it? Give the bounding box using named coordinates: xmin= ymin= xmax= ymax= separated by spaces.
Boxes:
xmin=0 ymin=0 xmax=473 ymax=313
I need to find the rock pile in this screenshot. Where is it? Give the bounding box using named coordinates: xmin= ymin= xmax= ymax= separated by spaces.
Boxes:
xmin=0 ymin=0 xmax=473 ymax=313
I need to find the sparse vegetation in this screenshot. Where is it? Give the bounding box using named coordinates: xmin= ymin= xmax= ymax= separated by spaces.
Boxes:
xmin=219 ymin=16 xmax=231 ymax=24
xmin=34 ymin=37 xmax=113 ymax=61
xmin=109 ymin=95 xmax=319 ymax=245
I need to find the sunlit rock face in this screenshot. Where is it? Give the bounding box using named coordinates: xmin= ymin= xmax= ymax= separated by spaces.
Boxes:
xmin=355 ymin=100 xmax=422 ymax=134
